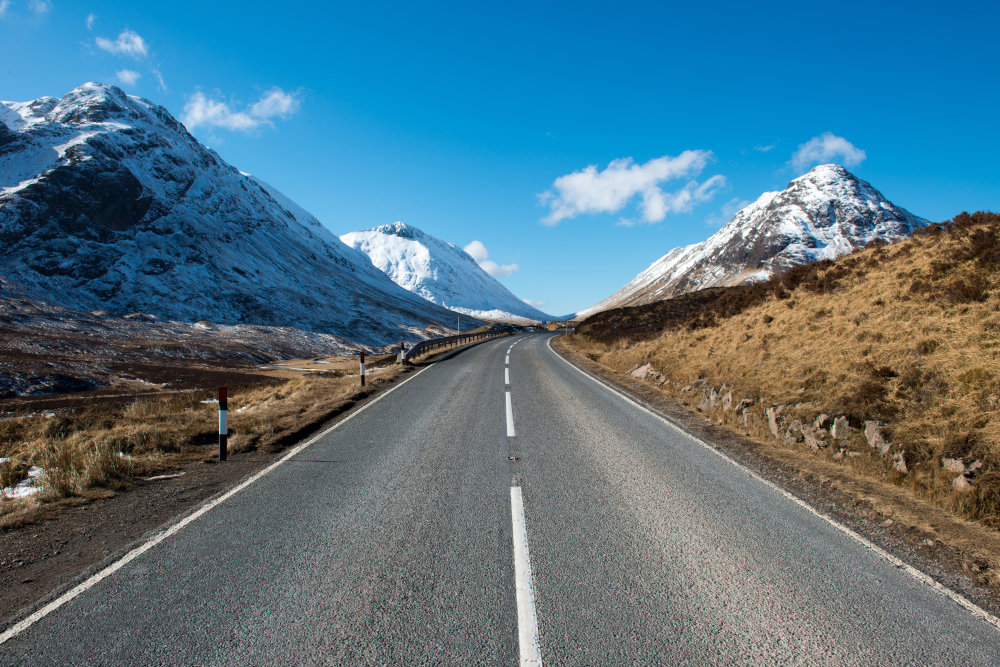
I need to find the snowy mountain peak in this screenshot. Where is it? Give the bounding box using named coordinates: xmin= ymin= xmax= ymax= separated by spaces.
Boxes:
xmin=342 ymin=224 xmax=551 ymax=323
xmin=0 ymin=83 xmax=468 ymax=345
xmin=579 ymin=165 xmax=927 ymax=316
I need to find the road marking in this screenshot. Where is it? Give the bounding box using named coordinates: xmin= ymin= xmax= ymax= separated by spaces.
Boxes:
xmin=546 ymin=337 xmax=1000 ymax=633
xmin=506 ymin=354 xmax=510 ymax=365
xmin=505 ymin=367 xmax=510 ymax=385
xmin=506 ymin=390 xmax=516 ymax=437
xmin=0 ymin=366 xmax=432 ymax=646
xmin=511 ymin=486 xmax=542 ymax=665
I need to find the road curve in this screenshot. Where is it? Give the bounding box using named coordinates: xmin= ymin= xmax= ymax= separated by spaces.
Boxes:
xmin=2 ymin=332 xmax=999 ymax=665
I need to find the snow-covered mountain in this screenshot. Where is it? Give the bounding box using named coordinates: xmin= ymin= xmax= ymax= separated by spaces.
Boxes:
xmin=342 ymin=222 xmax=552 ymax=323
xmin=578 ymin=165 xmax=928 ymax=316
xmin=0 ymin=83 xmax=470 ymax=346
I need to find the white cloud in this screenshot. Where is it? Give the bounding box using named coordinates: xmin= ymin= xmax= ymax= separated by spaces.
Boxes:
xmin=250 ymin=88 xmax=300 ymax=119
xmin=28 ymin=0 xmax=49 ymax=16
xmin=706 ymin=197 xmax=750 ymax=227
xmin=539 ymin=150 xmax=724 ymax=224
xmin=152 ymin=66 xmax=167 ymax=92
xmin=790 ymin=132 xmax=866 ymax=172
xmin=0 ymin=1 xmax=11 ymax=19
xmin=86 ymin=13 xmax=96 ymax=30
xmin=181 ymin=87 xmax=301 ymax=133
xmin=96 ymin=29 xmax=148 ymax=58
xmin=523 ymin=298 xmax=546 ymax=308
xmin=463 ymin=240 xmax=518 ymax=277
xmin=754 ymin=143 xmax=776 ymax=152
xmin=115 ymin=69 xmax=141 ymax=86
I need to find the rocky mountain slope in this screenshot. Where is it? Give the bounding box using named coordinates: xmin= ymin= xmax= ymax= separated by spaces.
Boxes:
xmin=0 ymin=83 xmax=467 ymax=346
xmin=578 ymin=165 xmax=928 ymax=317
xmin=342 ymin=221 xmax=551 ymax=323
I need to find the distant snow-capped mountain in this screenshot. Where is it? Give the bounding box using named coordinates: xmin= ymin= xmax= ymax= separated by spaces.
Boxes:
xmin=342 ymin=221 xmax=552 ymax=323
xmin=578 ymin=164 xmax=928 ymax=317
xmin=0 ymin=82 xmax=469 ymax=346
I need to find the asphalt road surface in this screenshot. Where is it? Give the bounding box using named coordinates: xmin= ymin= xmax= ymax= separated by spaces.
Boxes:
xmin=3 ymin=333 xmax=1000 ymax=665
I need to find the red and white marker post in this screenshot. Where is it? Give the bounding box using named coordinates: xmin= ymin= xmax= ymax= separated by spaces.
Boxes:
xmin=359 ymin=350 xmax=365 ymax=387
xmin=218 ymin=386 xmax=228 ymax=461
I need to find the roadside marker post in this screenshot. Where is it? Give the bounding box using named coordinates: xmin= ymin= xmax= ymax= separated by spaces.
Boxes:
xmin=218 ymin=386 xmax=228 ymax=462
xmin=360 ymin=350 xmax=366 ymax=387
xmin=399 ymin=341 xmax=406 ymax=364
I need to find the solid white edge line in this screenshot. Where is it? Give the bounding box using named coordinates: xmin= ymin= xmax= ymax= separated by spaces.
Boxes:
xmin=506 ymin=390 xmax=516 ymax=437
xmin=511 ymin=486 xmax=542 ymax=665
xmin=0 ymin=365 xmax=433 ymax=646
xmin=545 ymin=336 xmax=1000 ymax=633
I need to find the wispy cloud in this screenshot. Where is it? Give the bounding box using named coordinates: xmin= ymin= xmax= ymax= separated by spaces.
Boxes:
xmin=115 ymin=69 xmax=141 ymax=86
xmin=96 ymin=29 xmax=148 ymax=58
xmin=790 ymin=132 xmax=866 ymax=172
xmin=522 ymin=298 xmax=546 ymax=308
xmin=151 ymin=65 xmax=167 ymax=92
xmin=464 ymin=240 xmax=518 ymax=277
xmin=754 ymin=143 xmax=776 ymax=152
xmin=539 ymin=151 xmax=724 ymax=224
xmin=181 ymin=87 xmax=302 ymax=133
xmin=85 ymin=13 xmax=96 ymax=30
xmin=0 ymin=1 xmax=11 ymax=19
xmin=706 ymin=197 xmax=750 ymax=227
xmin=28 ymin=0 xmax=49 ymax=16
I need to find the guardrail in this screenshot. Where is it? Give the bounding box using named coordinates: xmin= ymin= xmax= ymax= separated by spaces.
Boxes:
xmin=403 ymin=327 xmax=514 ymax=363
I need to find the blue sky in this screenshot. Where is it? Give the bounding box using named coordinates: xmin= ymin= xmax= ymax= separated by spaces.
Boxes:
xmin=2 ymin=1 xmax=998 ymax=316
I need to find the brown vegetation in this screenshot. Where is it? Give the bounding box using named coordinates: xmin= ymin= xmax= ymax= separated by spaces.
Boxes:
xmin=0 ymin=367 xmax=401 ymax=526
xmin=570 ymin=211 xmax=1000 ymax=529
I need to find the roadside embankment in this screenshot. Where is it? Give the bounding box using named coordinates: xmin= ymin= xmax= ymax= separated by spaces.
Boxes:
xmin=562 ymin=211 xmax=1000 ymax=590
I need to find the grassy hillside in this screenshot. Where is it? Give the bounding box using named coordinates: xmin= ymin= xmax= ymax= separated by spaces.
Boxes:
xmin=571 ymin=211 xmax=1000 ymax=527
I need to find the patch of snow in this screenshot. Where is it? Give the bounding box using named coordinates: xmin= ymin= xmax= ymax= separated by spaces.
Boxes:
xmin=2 ymin=466 xmax=47 ymax=499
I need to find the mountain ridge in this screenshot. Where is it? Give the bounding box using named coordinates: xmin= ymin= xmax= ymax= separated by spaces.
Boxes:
xmin=578 ymin=164 xmax=928 ymax=317
xmin=0 ymin=82 xmax=470 ymax=346
xmin=342 ymin=221 xmax=552 ymax=323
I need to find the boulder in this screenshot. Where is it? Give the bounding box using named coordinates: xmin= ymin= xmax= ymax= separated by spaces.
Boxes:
xmin=953 ymin=475 xmax=974 ymax=493
xmin=721 ymin=391 xmax=733 ymax=412
xmin=629 ymin=363 xmax=662 ymax=382
xmin=766 ymin=406 xmax=784 ymax=438
xmin=968 ymin=460 xmax=984 ymax=476
xmin=803 ymin=427 xmax=825 ymax=451
xmin=698 ymin=391 xmax=713 ymax=412
xmin=892 ymin=451 xmax=908 ymax=474
xmin=784 ymin=420 xmax=803 ymax=446
xmin=831 ymin=416 xmax=850 ymax=440
xmin=941 ymin=458 xmax=966 ymax=474
xmin=864 ymin=421 xmax=892 ymax=455
xmin=813 ymin=413 xmax=830 ymax=430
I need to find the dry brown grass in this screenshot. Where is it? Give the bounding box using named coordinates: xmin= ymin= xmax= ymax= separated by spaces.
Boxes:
xmin=0 ymin=366 xmax=401 ymax=522
xmin=571 ymin=211 xmax=1000 ymax=527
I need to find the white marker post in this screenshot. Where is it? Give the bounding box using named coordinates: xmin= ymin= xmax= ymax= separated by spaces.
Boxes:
xmin=399 ymin=341 xmax=405 ymax=364
xmin=218 ymin=386 xmax=228 ymax=462
xmin=359 ymin=350 xmax=366 ymax=387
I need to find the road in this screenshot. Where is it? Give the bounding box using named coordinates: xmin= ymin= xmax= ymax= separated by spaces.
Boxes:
xmin=3 ymin=332 xmax=1000 ymax=664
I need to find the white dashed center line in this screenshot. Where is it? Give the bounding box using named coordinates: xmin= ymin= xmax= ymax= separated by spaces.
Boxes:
xmin=511 ymin=486 xmax=542 ymax=665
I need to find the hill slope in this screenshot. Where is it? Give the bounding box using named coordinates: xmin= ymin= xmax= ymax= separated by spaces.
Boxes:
xmin=579 ymin=165 xmax=927 ymax=317
xmin=342 ymin=221 xmax=551 ymax=323
xmin=572 ymin=211 xmax=1000 ymax=532
xmin=0 ymin=83 xmax=465 ymax=346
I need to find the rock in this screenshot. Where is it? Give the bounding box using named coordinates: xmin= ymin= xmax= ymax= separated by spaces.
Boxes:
xmin=680 ymin=385 xmax=692 ymax=393
xmin=831 ymin=416 xmax=850 ymax=440
xmin=629 ymin=363 xmax=662 ymax=382
xmin=766 ymin=406 xmax=784 ymax=438
xmin=953 ymin=475 xmax=973 ymax=493
xmin=847 ymin=450 xmax=862 ymax=457
xmin=737 ymin=398 xmax=755 ymax=414
xmin=892 ymin=451 xmax=908 ymax=474
xmin=864 ymin=421 xmax=891 ymax=454
xmin=803 ymin=427 xmax=825 ymax=451
xmin=784 ymin=420 xmax=803 ymax=446
xmin=833 ymin=449 xmax=845 ymax=460
xmin=968 ymin=460 xmax=984 ymax=475
xmin=941 ymin=457 xmax=966 ymax=474
xmin=813 ymin=413 xmax=830 ymax=430
xmin=721 ymin=391 xmax=733 ymax=412
xmin=698 ymin=391 xmax=713 ymax=412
